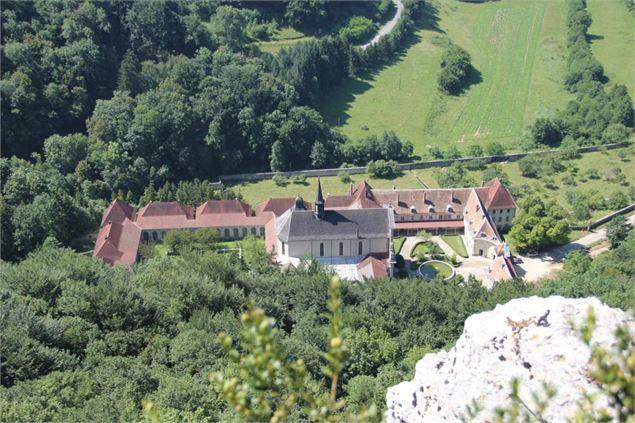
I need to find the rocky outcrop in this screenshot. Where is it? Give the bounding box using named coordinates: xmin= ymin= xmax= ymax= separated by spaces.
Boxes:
xmin=386 ymin=296 xmax=634 ymax=422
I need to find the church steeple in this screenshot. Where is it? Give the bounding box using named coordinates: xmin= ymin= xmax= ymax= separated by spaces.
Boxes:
xmin=315 ymin=177 xmax=325 ymax=219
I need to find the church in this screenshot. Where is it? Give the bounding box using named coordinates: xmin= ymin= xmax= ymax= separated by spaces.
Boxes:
xmin=265 ymin=179 xmax=395 ymax=279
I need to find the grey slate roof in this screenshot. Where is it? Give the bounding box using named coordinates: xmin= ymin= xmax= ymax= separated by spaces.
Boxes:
xmin=276 ymin=208 xmax=394 ymax=242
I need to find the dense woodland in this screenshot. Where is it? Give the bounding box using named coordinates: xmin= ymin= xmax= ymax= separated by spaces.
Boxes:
xmin=1 ymin=227 xmax=633 ymax=421
xmin=0 ymin=0 xmax=421 ymax=261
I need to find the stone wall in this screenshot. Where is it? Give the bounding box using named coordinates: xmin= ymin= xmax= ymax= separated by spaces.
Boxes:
xmin=218 ymin=142 xmax=630 ymax=184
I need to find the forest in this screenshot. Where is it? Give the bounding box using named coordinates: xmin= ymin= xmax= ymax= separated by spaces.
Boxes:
xmin=1 ymin=227 xmax=634 ymax=421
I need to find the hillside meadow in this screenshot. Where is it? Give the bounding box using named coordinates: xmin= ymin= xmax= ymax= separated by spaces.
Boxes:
xmin=587 ymin=0 xmax=635 ymax=96
xmin=317 ymin=0 xmax=573 ymax=156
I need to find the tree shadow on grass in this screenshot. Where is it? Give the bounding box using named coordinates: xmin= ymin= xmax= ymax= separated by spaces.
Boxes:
xmin=318 ymin=3 xmax=443 ymax=128
xmin=587 ymin=33 xmax=605 ymax=42
xmin=450 ymin=65 xmax=483 ymax=96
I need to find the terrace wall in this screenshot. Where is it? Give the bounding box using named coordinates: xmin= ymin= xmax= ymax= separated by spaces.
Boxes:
xmin=218 ymin=142 xmax=630 ymax=183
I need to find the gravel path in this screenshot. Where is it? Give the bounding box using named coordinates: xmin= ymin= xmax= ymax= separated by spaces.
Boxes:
xmin=361 ymin=0 xmax=405 ymax=49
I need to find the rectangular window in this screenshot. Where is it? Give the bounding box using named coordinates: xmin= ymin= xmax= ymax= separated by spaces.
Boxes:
xmin=339 ymin=242 xmax=344 ymax=256
xmin=320 ymin=243 xmax=324 ymax=257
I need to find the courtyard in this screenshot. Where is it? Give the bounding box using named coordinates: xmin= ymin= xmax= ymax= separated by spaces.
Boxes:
xmin=396 ymin=234 xmax=502 ymax=287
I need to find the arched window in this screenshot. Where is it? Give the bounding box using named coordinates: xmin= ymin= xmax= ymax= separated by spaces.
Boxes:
xmin=161 ymin=231 xmax=166 ymax=239
xmin=339 ymin=242 xmax=344 ymax=256
xmin=143 ymin=232 xmax=149 ymax=241
xmin=233 ymin=228 xmax=239 ymax=238
xmin=242 ymin=228 xmax=248 ymax=237
xmin=224 ymin=228 xmax=230 ymax=238
xmin=259 ymin=227 xmax=265 ymax=236
xmin=319 ymin=243 xmax=324 ymax=257
xmin=152 ymin=231 xmax=158 ymax=241
xmin=251 ymin=227 xmax=257 ymax=235
xmin=358 ymin=241 xmax=363 ymax=255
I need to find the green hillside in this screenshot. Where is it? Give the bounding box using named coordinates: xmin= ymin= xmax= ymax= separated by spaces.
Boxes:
xmin=587 ymin=0 xmax=635 ymax=96
xmin=317 ymin=0 xmax=573 ymax=156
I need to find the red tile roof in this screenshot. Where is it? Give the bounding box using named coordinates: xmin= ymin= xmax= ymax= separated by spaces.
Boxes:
xmin=373 ymin=188 xmax=472 ymax=215
xmin=488 ymin=256 xmax=515 ymax=282
xmin=478 ymin=177 xmax=516 ymax=209
xmin=356 ymin=255 xmax=388 ymax=279
xmin=197 ymin=200 xmax=251 ymax=216
xmin=256 ymin=198 xmax=312 ymax=217
xmin=101 ymin=199 xmax=135 ymax=226
xmin=94 ymin=199 xmax=274 ymax=268
xmin=464 ymin=190 xmax=500 ymax=242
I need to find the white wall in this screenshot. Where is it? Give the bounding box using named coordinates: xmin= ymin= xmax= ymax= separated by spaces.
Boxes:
xmin=280 ymin=237 xmax=390 ymax=259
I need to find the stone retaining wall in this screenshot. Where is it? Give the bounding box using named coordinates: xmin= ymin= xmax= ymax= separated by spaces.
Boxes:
xmin=218 ymin=142 xmax=630 ymax=183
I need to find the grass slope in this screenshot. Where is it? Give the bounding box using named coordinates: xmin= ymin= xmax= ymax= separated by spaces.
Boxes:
xmin=587 ymin=0 xmax=635 ymax=96
xmin=317 ymin=0 xmax=572 ymax=155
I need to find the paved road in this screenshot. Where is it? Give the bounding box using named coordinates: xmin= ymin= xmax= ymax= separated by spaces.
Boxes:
xmin=514 ymin=214 xmax=635 ymax=281
xmin=361 ymin=0 xmax=405 ymax=49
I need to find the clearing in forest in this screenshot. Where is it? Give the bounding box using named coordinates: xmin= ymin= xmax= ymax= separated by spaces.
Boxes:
xmin=317 ymin=0 xmax=573 ymax=156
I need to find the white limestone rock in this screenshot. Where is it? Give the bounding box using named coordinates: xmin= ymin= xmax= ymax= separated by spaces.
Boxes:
xmin=386 ymin=296 xmax=634 ymax=422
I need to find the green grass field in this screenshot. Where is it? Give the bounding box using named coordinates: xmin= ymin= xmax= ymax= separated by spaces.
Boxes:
xmin=317 ymin=0 xmax=572 ymax=156
xmin=231 ymin=146 xmax=635 ymax=225
xmin=587 ymin=0 xmax=635 ymax=96
xmin=440 ymin=235 xmax=468 ymax=258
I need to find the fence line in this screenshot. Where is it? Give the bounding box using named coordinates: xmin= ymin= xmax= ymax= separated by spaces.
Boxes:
xmin=218 ymin=142 xmax=631 ymax=184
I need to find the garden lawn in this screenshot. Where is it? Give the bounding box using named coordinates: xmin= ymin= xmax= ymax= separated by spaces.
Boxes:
xmin=393 ymin=236 xmax=406 ymax=255
xmin=587 ymin=0 xmax=635 ymax=96
xmin=411 ymin=242 xmax=431 ymax=258
xmin=440 ymin=235 xmax=468 ymax=258
xmin=317 ymin=0 xmax=572 ymax=156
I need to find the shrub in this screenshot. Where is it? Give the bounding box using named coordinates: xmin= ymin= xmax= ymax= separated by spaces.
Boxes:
xmin=367 ymin=160 xmax=400 ymax=178
xmin=607 ymin=191 xmax=630 ymax=210
xmin=437 ymin=44 xmax=472 ymax=94
xmin=562 ymin=175 xmax=576 ymax=186
xmin=338 ymin=16 xmax=376 ymax=44
xmin=272 ymin=174 xmax=289 ymax=186
xmin=290 ymin=174 xmax=307 ymax=185
xmin=530 ymin=117 xmax=563 ymax=146
xmin=467 ymin=144 xmax=484 ymax=157
xmin=429 ymin=146 xmax=443 ymax=159
xmin=485 ymin=142 xmax=505 ymax=156
xmin=585 ymin=168 xmax=600 ymax=179
xmin=338 ymin=171 xmax=352 ymax=184
xmin=444 ymin=146 xmax=462 ymax=159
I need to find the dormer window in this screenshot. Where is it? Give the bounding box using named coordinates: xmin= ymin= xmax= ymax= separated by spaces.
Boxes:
xmin=410 ymin=205 xmax=416 ymax=213
xmin=446 ymin=204 xmax=453 ymax=212
xmin=428 ymin=205 xmax=434 ymax=213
